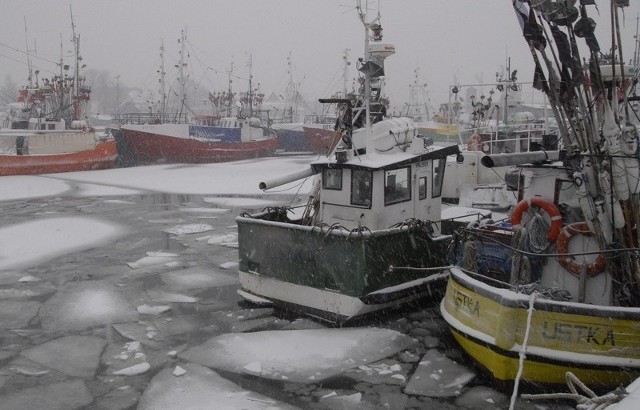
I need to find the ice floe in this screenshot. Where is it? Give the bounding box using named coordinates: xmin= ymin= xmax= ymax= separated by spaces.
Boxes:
xmin=0 ymin=300 xmax=41 ymax=330
xmin=160 ymin=266 xmax=238 ymax=290
xmin=0 ymin=216 xmax=128 ymax=271
xmin=127 ymin=251 xmax=180 ymax=269
xmin=0 ymin=176 xmax=71 ymax=202
xmin=207 ymin=232 xmax=238 ymax=246
xmin=39 ymin=281 xmax=138 ymax=332
xmin=179 ymin=328 xmax=417 ymax=383
xmin=137 ymin=362 xmax=298 ymax=410
xmin=145 ymin=290 xmax=198 ymax=303
xmin=137 ymin=304 xmax=171 ymax=315
xmin=20 ymin=335 xmax=107 ymax=378
xmin=203 ymin=196 xmax=283 ymax=209
xmin=404 ymin=349 xmax=475 ymax=397
xmin=0 ymin=379 xmax=93 ymax=410
xmin=163 ymin=223 xmax=214 ymax=236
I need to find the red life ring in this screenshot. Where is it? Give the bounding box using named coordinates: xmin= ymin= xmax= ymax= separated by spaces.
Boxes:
xmin=556 ymin=222 xmax=606 ymax=277
xmin=510 ymin=197 xmax=563 ymax=242
xmin=467 ymin=133 xmax=482 ymax=151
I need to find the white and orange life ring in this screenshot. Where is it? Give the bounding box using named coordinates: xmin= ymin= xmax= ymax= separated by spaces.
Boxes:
xmin=467 ymin=133 xmax=482 ymax=151
xmin=510 ymin=197 xmax=563 ymax=242
xmin=556 ymin=222 xmax=606 ymax=277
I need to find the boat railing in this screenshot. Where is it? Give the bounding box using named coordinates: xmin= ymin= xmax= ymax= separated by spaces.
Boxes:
xmin=461 ymin=122 xmax=559 ymax=155
xmin=112 ymin=112 xmax=188 ymax=125
xmin=303 ymin=114 xmax=337 ymax=125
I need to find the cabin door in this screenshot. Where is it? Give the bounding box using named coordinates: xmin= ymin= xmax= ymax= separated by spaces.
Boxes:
xmin=414 ymin=162 xmax=431 ymax=220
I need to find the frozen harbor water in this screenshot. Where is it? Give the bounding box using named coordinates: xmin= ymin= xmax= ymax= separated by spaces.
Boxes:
xmin=0 ymin=156 xmax=560 ymax=409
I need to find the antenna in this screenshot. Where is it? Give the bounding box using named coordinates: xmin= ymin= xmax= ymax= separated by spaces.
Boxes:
xmin=23 ymin=17 xmax=33 ymax=87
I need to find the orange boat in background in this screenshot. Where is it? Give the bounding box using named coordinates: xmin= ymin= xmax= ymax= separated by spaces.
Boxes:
xmin=0 ymin=128 xmax=117 ymax=176
xmin=0 ymin=12 xmax=117 ymax=176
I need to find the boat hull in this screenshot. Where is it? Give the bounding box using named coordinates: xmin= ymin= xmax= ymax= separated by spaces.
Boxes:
xmin=120 ymin=126 xmax=277 ymax=163
xmin=236 ymin=214 xmax=448 ymax=323
xmin=275 ymin=127 xmax=312 ymax=152
xmin=0 ymin=139 xmax=117 ymax=176
xmin=302 ymin=125 xmax=339 ymax=154
xmin=440 ymin=267 xmax=640 ymax=389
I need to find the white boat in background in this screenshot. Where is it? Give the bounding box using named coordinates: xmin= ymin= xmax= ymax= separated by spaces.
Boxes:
xmin=438 ymin=62 xmax=559 ymax=209
xmin=235 ymin=1 xmax=467 ymax=324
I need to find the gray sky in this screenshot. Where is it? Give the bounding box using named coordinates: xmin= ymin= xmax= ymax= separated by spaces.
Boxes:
xmin=1 ymin=0 xmax=639 ymax=113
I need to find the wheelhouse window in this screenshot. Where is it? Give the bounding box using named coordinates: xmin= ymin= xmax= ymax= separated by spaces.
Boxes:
xmin=351 ymin=169 xmax=372 ymax=207
xmin=432 ymin=158 xmax=445 ymax=198
xmin=419 ymin=176 xmax=427 ymax=200
xmin=322 ymin=168 xmax=343 ymax=190
xmin=384 ymin=167 xmax=411 ymax=205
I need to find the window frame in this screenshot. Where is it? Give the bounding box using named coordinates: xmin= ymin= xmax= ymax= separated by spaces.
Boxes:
xmin=384 ymin=166 xmax=412 ymax=206
xmin=350 ymin=169 xmax=373 ymax=207
xmin=322 ymin=168 xmax=343 ymax=190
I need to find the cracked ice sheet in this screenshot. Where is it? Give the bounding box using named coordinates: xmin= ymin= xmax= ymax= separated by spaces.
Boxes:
xmin=74 ymin=182 xmax=141 ymax=197
xmin=203 ymin=197 xmax=283 ymax=209
xmin=163 ymin=223 xmax=214 ymax=236
xmin=39 ymin=280 xmax=139 ymax=332
xmin=127 ymin=251 xmax=180 ymax=269
xmin=179 ymin=328 xmax=417 ymax=383
xmin=0 ymin=176 xmax=71 ymax=201
xmin=161 ymin=266 xmax=238 ymax=290
xmin=20 ymin=335 xmax=107 ymax=379
xmin=0 ymin=216 xmax=128 ymax=271
xmin=51 ymin=156 xmax=315 ymax=196
xmin=137 ymin=362 xmax=298 ymax=410
xmin=404 ymin=349 xmax=475 ymax=397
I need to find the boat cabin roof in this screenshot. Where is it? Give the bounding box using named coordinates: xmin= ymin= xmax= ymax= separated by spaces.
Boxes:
xmin=310 ymin=144 xmax=460 ymax=172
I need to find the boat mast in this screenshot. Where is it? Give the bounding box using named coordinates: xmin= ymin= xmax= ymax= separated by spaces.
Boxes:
xmin=285 ymin=51 xmax=298 ymax=122
xmin=408 ymin=67 xmax=429 ymax=120
xmin=634 ymin=14 xmax=640 ymax=70
xmin=159 ymin=39 xmax=167 ymax=123
xmin=342 ymin=48 xmax=351 ymax=97
xmin=227 ymin=62 xmax=233 ymax=116
xmin=23 ymin=17 xmax=33 ymax=89
xmin=503 ymin=57 xmax=510 ymax=124
xmin=248 ymin=54 xmax=253 ymax=118
xmin=356 ymin=0 xmax=374 ymax=136
xmin=70 ymin=5 xmax=83 ymax=122
xmin=177 ymin=29 xmax=187 ymax=123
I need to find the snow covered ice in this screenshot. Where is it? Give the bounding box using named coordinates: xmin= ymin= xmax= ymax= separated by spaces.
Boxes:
xmin=179 ymin=328 xmax=416 ymax=383
xmin=0 ymin=156 xmax=539 ymax=408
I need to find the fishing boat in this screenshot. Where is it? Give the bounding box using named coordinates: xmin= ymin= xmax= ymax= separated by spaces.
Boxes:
xmin=440 ymin=0 xmax=640 ymax=392
xmin=301 ymin=113 xmax=339 ymax=154
xmin=401 ymin=67 xmax=460 ymax=145
xmin=266 ymin=52 xmax=313 ymax=153
xmin=0 ymin=14 xmax=117 ymax=176
xmin=235 ymin=2 xmax=464 ymax=324
xmin=118 ymin=33 xmax=277 ymax=164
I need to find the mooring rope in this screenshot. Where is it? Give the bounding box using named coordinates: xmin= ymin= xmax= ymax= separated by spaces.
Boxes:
xmin=509 ymin=291 xmax=538 ymax=410
xmin=521 ymin=371 xmax=627 ymax=410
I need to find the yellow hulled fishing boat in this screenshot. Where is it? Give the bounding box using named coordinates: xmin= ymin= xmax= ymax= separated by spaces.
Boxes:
xmin=441 ymin=0 xmax=640 ymax=392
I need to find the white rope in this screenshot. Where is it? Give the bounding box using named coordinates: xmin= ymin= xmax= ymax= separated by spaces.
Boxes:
xmin=521 ymin=371 xmax=628 ymax=410
xmin=509 ymin=291 xmax=538 ymax=410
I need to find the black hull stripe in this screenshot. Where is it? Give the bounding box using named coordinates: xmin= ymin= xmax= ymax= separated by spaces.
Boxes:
xmin=449 ymin=326 xmax=640 ymax=372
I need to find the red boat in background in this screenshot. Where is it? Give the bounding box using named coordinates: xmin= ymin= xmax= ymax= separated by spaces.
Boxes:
xmin=117 ymin=32 xmax=277 ymax=165
xmin=119 ymin=119 xmax=277 ymax=164
xmin=0 ymin=14 xmax=117 ymax=176
xmin=302 ymin=114 xmax=340 ymax=154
